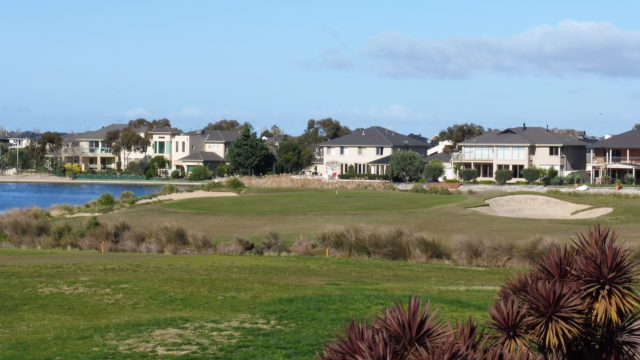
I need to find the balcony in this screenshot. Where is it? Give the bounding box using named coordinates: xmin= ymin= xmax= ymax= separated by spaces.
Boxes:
xmin=589 ymin=156 xmax=640 ymax=165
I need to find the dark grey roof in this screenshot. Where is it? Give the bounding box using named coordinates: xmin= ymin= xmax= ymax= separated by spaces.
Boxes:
xmin=321 ymin=126 xmax=429 ymax=147
xmin=588 ymin=129 xmax=640 ymax=149
xmin=202 ymin=130 xmax=240 ymax=142
xmin=63 ymin=124 xmax=128 ymax=141
xmin=368 ymin=155 xmax=392 ymax=165
xmin=177 ymin=151 xmax=224 ymax=162
xmin=425 ymin=153 xmax=452 ymax=163
xmin=460 ymin=126 xmax=587 ymax=146
xmin=148 ymin=126 xmax=182 ymax=134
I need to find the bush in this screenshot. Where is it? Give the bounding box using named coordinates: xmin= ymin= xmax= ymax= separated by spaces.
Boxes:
xmin=522 ymin=167 xmax=541 ymax=184
xmin=423 ymin=160 xmax=444 ymax=182
xmin=262 ymin=231 xmax=287 ymax=255
xmin=119 ymin=191 xmax=137 ymax=205
xmin=624 ymin=173 xmax=635 ymax=185
xmin=96 ymin=192 xmax=115 ymax=206
xmin=160 ymin=184 xmax=179 ymax=195
xmin=214 ymin=164 xmax=231 ymax=178
xmin=549 ymin=176 xmax=565 ymax=186
xmin=459 ymin=168 xmax=479 ymax=183
xmin=187 ymin=166 xmax=213 ymax=181
xmin=494 ymin=169 xmax=513 ymax=185
xmin=478 ymin=180 xmax=497 ymax=185
xmin=202 ymin=181 xmax=224 ymax=191
xmin=225 ymin=177 xmax=245 ymax=190
xmin=85 ymin=216 xmax=100 ymax=231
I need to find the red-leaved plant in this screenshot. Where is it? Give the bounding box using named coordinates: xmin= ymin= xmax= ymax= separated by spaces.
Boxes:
xmin=318 ymin=225 xmax=640 ymax=360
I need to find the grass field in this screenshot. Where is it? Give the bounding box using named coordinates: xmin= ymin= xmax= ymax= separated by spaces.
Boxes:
xmin=0 ymin=250 xmax=516 ymax=359
xmin=72 ymin=188 xmax=640 ymax=246
xmin=9 ymin=188 xmax=640 ymax=358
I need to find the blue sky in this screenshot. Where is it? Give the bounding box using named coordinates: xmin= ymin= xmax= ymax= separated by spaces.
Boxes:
xmin=1 ymin=1 xmax=639 ymax=137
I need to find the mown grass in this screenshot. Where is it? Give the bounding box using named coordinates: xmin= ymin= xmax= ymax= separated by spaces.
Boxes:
xmin=0 ymin=250 xmax=515 ymax=359
xmin=162 ymin=190 xmax=465 ymax=215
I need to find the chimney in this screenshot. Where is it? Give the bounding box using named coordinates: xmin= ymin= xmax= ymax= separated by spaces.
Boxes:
xmin=546 ymin=125 xmax=549 ymax=131
xmin=523 ymin=123 xmax=526 ymax=130
xmin=362 ymin=129 xmax=365 ymax=135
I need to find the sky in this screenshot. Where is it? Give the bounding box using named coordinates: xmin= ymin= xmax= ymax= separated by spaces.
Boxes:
xmin=1 ymin=1 xmax=640 ymax=137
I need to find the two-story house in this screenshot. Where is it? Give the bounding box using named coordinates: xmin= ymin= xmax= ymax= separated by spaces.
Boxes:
xmin=313 ymin=126 xmax=430 ymax=177
xmin=452 ymin=125 xmax=587 ymax=180
xmin=587 ymin=129 xmax=640 ymax=184
xmin=174 ymin=130 xmax=239 ymax=173
xmin=8 ymin=131 xmax=40 ymax=149
xmin=62 ymin=124 xmax=128 ymax=170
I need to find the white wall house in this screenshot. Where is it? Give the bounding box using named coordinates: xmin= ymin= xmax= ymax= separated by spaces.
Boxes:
xmin=311 ymin=126 xmax=430 ymax=177
xmin=451 ymin=125 xmax=588 ymax=180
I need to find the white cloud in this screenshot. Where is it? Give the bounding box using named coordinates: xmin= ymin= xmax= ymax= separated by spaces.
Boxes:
xmin=364 ymin=20 xmax=640 ymax=78
xmin=124 ymin=106 xmax=148 ymax=119
xmin=180 ymin=106 xmax=204 ymax=118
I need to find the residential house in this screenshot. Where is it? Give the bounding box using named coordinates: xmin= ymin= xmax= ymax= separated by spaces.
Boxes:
xmin=587 ymin=129 xmax=640 ymax=184
xmin=62 ymin=124 xmax=129 ymax=170
xmin=176 ymin=130 xmax=239 ymax=173
xmin=8 ymin=131 xmax=40 ymax=149
xmin=451 ymin=125 xmax=587 ymax=180
xmin=313 ymin=126 xmax=430 ymax=177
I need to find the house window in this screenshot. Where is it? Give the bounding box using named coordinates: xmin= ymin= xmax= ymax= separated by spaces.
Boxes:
xmin=176 ymin=142 xmax=179 ymax=152
xmin=549 ymin=147 xmax=560 ymax=156
xmin=513 ymin=165 xmax=524 ymax=178
xmin=376 ymin=147 xmax=384 ymax=156
xmin=358 ymin=147 xmax=364 ymax=155
xmin=182 ymin=142 xmax=185 ymax=152
xmin=340 ymin=146 xmax=345 ymax=155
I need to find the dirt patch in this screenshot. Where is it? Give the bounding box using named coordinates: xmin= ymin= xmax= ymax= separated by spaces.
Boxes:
xmin=136 ymin=191 xmax=237 ymax=205
xmin=470 ymin=194 xmax=613 ymax=219
xmin=112 ymin=316 xmax=284 ymax=356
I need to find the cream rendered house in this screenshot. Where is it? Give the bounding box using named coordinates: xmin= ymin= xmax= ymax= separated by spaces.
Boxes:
xmin=451 ymin=125 xmax=587 ymax=180
xmin=174 ymin=130 xmax=239 ymax=173
xmin=62 ymin=124 xmax=129 ymax=170
xmin=313 ymin=126 xmax=430 ymax=177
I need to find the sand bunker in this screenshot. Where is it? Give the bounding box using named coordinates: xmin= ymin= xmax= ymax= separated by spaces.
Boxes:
xmin=471 ymin=195 xmax=613 ymax=219
xmin=137 ymin=191 xmax=237 ymax=204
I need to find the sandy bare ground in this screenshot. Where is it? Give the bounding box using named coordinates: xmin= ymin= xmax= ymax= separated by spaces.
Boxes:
xmin=136 ymin=191 xmax=237 ymax=204
xmin=470 ymin=194 xmax=613 ymax=219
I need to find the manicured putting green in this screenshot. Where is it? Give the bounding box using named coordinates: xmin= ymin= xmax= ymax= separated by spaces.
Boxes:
xmin=162 ymin=190 xmax=465 ymax=214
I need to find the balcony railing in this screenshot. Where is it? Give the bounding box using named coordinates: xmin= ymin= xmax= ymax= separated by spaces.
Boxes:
xmin=589 ymin=156 xmax=640 ymax=164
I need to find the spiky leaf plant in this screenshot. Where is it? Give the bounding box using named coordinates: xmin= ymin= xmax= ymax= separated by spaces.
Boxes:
xmin=487 ymin=295 xmax=529 ymax=354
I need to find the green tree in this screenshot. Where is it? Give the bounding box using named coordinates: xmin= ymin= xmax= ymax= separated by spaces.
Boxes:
xmin=104 ymin=127 xmax=150 ymax=170
xmin=389 ymin=150 xmax=424 ymax=182
xmin=205 ymin=119 xmax=243 ymax=131
xmin=227 ymin=126 xmax=275 ymax=175
xmin=275 ymin=140 xmax=312 ymax=173
xmin=436 ymin=123 xmax=485 ymax=144
xmin=423 ymin=160 xmax=444 ymax=182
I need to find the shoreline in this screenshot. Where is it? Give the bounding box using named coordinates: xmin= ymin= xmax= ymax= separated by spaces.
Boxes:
xmin=0 ymin=174 xmax=206 ymax=186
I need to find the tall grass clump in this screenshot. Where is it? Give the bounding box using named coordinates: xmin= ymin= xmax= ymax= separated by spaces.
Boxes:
xmin=319 ymin=225 xmax=640 ymax=359
xmin=317 ymin=226 xmax=450 ymax=262
xmin=0 ymin=208 xmax=51 ymax=247
xmin=119 ymin=191 xmax=137 ymax=205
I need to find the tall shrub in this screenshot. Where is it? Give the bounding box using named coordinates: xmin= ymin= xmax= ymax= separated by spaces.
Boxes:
xmin=495 ymin=169 xmax=513 ymax=185
xmin=389 ymin=150 xmax=424 ymax=182
xmin=459 ymin=168 xmax=479 ymax=183
xmin=423 ymin=160 xmax=444 ymax=182
xmin=522 ymin=167 xmax=541 ymax=184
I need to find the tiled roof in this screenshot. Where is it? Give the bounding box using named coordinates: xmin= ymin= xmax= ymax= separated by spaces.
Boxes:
xmin=63 ymin=124 xmax=128 ymax=141
xmin=588 ymin=129 xmax=640 ymax=149
xmin=320 ymin=126 xmax=429 ymax=147
xmin=177 ymin=151 xmax=225 ymax=162
xmin=460 ymin=126 xmax=587 ymax=146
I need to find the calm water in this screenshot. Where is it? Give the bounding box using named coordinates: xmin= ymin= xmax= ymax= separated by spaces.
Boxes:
xmin=0 ymin=183 xmax=162 ymax=212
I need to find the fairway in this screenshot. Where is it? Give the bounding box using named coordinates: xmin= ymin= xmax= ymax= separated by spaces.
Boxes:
xmin=162 ymin=190 xmax=465 ymax=214
xmin=0 ymin=250 xmax=515 ymax=359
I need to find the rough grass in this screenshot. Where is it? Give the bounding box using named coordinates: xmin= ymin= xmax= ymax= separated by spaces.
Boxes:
xmin=0 ymin=250 xmax=516 ymax=359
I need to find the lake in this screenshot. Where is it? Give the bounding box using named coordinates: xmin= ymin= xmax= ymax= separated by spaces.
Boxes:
xmin=0 ymin=183 xmax=162 ymax=212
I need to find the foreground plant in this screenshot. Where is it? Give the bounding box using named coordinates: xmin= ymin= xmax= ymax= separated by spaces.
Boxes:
xmin=318 ymin=225 xmax=640 ymax=360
